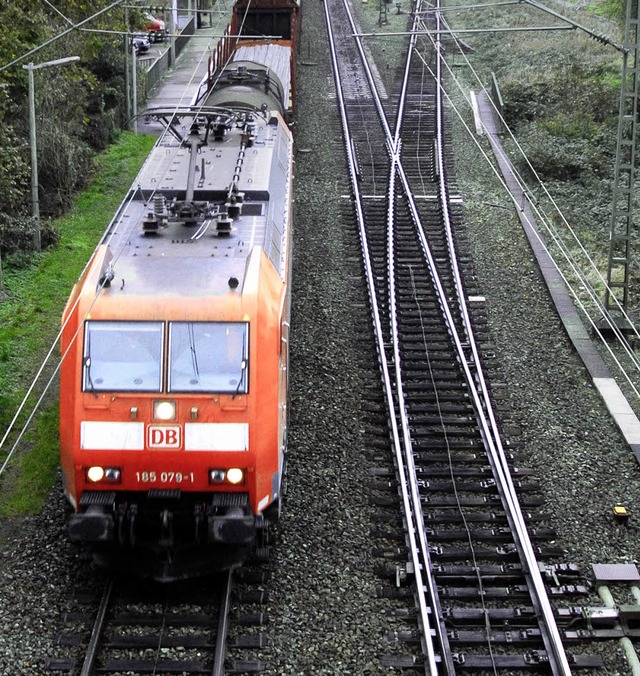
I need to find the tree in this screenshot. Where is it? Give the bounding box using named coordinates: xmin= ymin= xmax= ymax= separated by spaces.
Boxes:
xmin=0 ymin=0 xmax=129 ymax=254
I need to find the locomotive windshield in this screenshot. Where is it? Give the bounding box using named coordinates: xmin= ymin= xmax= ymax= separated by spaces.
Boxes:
xmin=81 ymin=320 xmax=249 ymax=394
xmin=168 ymin=321 xmax=249 ymax=394
xmin=83 ymin=321 xmax=164 ymax=392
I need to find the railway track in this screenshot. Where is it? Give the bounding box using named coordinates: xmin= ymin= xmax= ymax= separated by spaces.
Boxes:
xmin=47 ymin=564 xmax=269 ymax=674
xmin=21 ymin=3 xmax=636 ymax=674
xmin=323 ymin=0 xmax=608 ymax=670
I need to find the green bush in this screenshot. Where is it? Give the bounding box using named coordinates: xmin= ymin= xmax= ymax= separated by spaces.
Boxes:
xmin=500 ymin=51 xmax=619 ymax=186
xmin=502 ymin=63 xmax=619 ymax=129
xmin=515 ymin=122 xmax=615 ymax=183
xmin=541 ymin=112 xmax=601 ymax=140
xmin=0 ymin=1 xmax=129 ymax=252
xmin=0 ymin=215 xmax=60 ymax=261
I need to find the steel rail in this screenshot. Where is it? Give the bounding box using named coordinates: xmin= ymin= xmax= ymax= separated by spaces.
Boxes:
xmin=212 ymin=569 xmax=234 ymax=676
xmin=343 ymin=0 xmax=455 ymax=674
xmin=74 ymin=573 xmax=233 ymax=674
xmin=395 ymin=129 xmax=574 ymax=675
xmin=322 ymin=0 xmax=439 ymax=672
xmin=414 ymin=9 xmax=573 ymax=671
xmin=79 ymin=578 xmax=114 ymax=676
xmin=397 ymin=12 xmax=573 ymax=671
xmin=331 ymin=0 xmax=458 ymax=667
xmin=352 ymin=0 xmax=572 ymax=663
xmin=333 ymin=0 xmax=574 ymax=670
xmin=332 ymin=0 xmax=542 ymax=669
xmin=385 ymin=149 xmax=447 ymax=674
xmin=338 ymin=0 xmax=473 ymax=664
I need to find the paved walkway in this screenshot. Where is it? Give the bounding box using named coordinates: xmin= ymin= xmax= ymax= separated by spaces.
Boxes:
xmin=474 ymin=89 xmax=640 ymax=462
xmin=137 ymin=17 xmax=228 ymax=134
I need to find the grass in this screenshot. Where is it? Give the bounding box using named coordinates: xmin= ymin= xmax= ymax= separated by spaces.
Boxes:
xmin=0 ymin=131 xmax=156 ymax=517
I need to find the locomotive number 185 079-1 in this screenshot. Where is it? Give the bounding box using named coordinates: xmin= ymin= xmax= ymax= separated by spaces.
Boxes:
xmin=135 ymin=471 xmax=195 ymax=483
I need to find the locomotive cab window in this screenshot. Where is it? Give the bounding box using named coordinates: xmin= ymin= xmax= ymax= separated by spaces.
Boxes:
xmin=83 ymin=321 xmax=164 ymax=393
xmin=168 ymin=322 xmax=249 ymax=394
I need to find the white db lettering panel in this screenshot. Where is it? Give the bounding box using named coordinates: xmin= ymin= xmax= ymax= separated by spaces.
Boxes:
xmin=147 ymin=425 xmax=182 ymax=449
xmin=184 ymin=423 xmax=248 ymax=451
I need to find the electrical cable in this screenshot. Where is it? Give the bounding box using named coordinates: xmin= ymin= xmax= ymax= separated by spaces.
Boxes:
xmin=0 ymin=0 xmax=240 ymax=474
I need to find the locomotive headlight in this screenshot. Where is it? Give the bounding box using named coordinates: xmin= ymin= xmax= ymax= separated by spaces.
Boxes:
xmin=209 ymin=468 xmax=245 ymax=484
xmin=87 ymin=466 xmax=105 ymax=482
xmin=210 ymin=469 xmax=226 ymax=483
xmin=104 ymin=467 xmax=121 ymax=481
xmin=154 ymin=400 xmax=176 ymax=421
xmin=86 ymin=466 xmax=121 ymax=483
xmin=226 ymin=468 xmax=244 ymax=485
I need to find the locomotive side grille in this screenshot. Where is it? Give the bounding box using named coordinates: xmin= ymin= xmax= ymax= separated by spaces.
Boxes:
xmin=79 ymin=491 xmax=116 ymax=507
xmin=210 ymin=492 xmax=249 ymax=507
xmin=147 ymin=489 xmax=181 ymax=500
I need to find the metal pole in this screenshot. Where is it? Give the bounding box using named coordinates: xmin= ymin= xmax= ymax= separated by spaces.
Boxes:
xmin=25 ymin=63 xmax=40 ymax=250
xmin=22 ymin=56 xmax=80 ymax=252
xmin=604 ymin=0 xmax=639 ymax=314
xmin=131 ymin=40 xmax=137 ymax=133
xmin=124 ymin=6 xmax=131 ymax=126
xmin=169 ymin=0 xmax=177 ymax=66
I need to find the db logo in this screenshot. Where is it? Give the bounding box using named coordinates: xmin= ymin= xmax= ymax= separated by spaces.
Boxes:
xmin=147 ymin=425 xmax=181 ymax=449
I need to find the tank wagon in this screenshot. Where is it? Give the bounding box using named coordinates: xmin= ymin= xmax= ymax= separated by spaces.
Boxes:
xmin=59 ymin=0 xmax=299 ymax=580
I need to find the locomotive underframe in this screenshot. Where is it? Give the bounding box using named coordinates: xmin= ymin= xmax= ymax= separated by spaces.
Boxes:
xmin=68 ymin=489 xmax=273 ymax=580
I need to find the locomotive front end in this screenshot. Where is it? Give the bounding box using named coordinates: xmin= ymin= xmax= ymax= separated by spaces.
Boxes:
xmin=59 ymin=103 xmax=292 ymax=580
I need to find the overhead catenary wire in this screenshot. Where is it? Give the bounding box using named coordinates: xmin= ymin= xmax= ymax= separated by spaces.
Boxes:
xmin=0 ymin=0 xmax=243 ymax=474
xmin=405 ymin=9 xmax=640 ymax=403
xmin=0 ymin=1 xmax=126 ymax=73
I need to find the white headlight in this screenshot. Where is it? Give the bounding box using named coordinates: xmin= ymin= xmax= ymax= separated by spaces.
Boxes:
xmin=154 ymin=400 xmax=176 ymax=421
xmin=226 ymin=468 xmax=244 ymax=484
xmin=87 ymin=466 xmax=105 ymax=482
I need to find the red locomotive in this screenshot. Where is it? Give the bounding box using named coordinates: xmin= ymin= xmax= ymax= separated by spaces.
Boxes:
xmin=59 ymin=0 xmax=298 ymax=580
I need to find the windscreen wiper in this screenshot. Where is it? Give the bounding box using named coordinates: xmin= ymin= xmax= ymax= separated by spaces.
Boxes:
xmin=188 ymin=323 xmax=200 ymax=379
xmin=232 ymin=359 xmax=247 ymax=399
xmin=84 ymin=329 xmax=98 ymax=398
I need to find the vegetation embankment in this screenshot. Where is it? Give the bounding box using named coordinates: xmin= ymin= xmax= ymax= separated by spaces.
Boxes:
xmin=0 ymin=131 xmax=155 ymax=517
xmin=0 ymin=1 xmax=155 ymax=258
xmin=463 ymin=0 xmax=628 ymax=298
xmin=0 ymin=1 xmax=160 ymax=518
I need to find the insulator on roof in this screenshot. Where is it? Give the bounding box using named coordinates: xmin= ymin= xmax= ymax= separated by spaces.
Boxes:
xmin=226 ymin=196 xmax=242 ymax=220
xmin=153 ymin=195 xmax=168 ymax=223
xmin=142 ymin=213 xmax=160 ymax=233
xmin=216 ymin=215 xmax=233 ymax=236
xmin=98 ymin=265 xmax=115 ymax=289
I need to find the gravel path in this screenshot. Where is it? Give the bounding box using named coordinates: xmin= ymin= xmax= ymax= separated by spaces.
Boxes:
xmin=1 ymin=0 xmax=639 ymax=673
